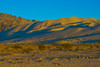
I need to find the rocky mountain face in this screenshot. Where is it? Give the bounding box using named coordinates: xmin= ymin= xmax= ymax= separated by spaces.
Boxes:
xmin=0 ymin=13 xmax=100 ymax=43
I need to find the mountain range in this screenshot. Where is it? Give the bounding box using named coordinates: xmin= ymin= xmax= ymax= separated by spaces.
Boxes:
xmin=0 ymin=13 xmax=100 ymax=43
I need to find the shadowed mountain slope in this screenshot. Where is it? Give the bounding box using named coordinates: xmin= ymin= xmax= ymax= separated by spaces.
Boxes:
xmin=0 ymin=13 xmax=100 ymax=43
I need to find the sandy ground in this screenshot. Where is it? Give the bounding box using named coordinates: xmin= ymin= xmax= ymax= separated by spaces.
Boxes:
xmin=0 ymin=50 xmax=100 ymax=67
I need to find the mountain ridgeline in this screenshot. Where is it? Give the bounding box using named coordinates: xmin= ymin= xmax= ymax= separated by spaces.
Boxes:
xmin=0 ymin=13 xmax=100 ymax=43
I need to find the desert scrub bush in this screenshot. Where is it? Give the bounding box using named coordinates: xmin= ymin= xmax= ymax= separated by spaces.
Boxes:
xmin=47 ymin=45 xmax=52 ymax=50
xmin=51 ymin=57 xmax=59 ymax=61
xmin=66 ymin=55 xmax=72 ymax=59
xmin=55 ymin=46 xmax=63 ymax=51
xmin=89 ymin=45 xmax=94 ymax=50
xmin=37 ymin=58 xmax=42 ymax=62
xmin=75 ymin=47 xmax=80 ymax=51
xmin=81 ymin=47 xmax=87 ymax=50
xmin=31 ymin=54 xmax=35 ymax=57
xmin=0 ymin=52 xmax=10 ymax=56
xmin=38 ymin=44 xmax=46 ymax=51
xmin=21 ymin=45 xmax=38 ymax=51
xmin=61 ymin=43 xmax=73 ymax=50
xmin=22 ymin=48 xmax=32 ymax=54
xmin=0 ymin=44 xmax=39 ymax=55
xmin=60 ymin=55 xmax=65 ymax=59
xmin=11 ymin=45 xmax=22 ymax=49
xmin=95 ymin=45 xmax=100 ymax=48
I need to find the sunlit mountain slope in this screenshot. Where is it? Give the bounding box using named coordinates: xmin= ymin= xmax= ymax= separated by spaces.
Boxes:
xmin=0 ymin=13 xmax=100 ymax=43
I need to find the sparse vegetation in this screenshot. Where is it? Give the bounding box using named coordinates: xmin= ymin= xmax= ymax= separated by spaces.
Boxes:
xmin=0 ymin=42 xmax=99 ymax=65
xmin=38 ymin=44 xmax=46 ymax=51
xmin=0 ymin=42 xmax=99 ymax=55
xmin=37 ymin=58 xmax=42 ymax=62
xmin=61 ymin=43 xmax=73 ymax=50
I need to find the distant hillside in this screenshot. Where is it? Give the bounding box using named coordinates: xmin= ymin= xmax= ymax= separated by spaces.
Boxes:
xmin=0 ymin=13 xmax=100 ymax=43
xmin=0 ymin=13 xmax=39 ymax=32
